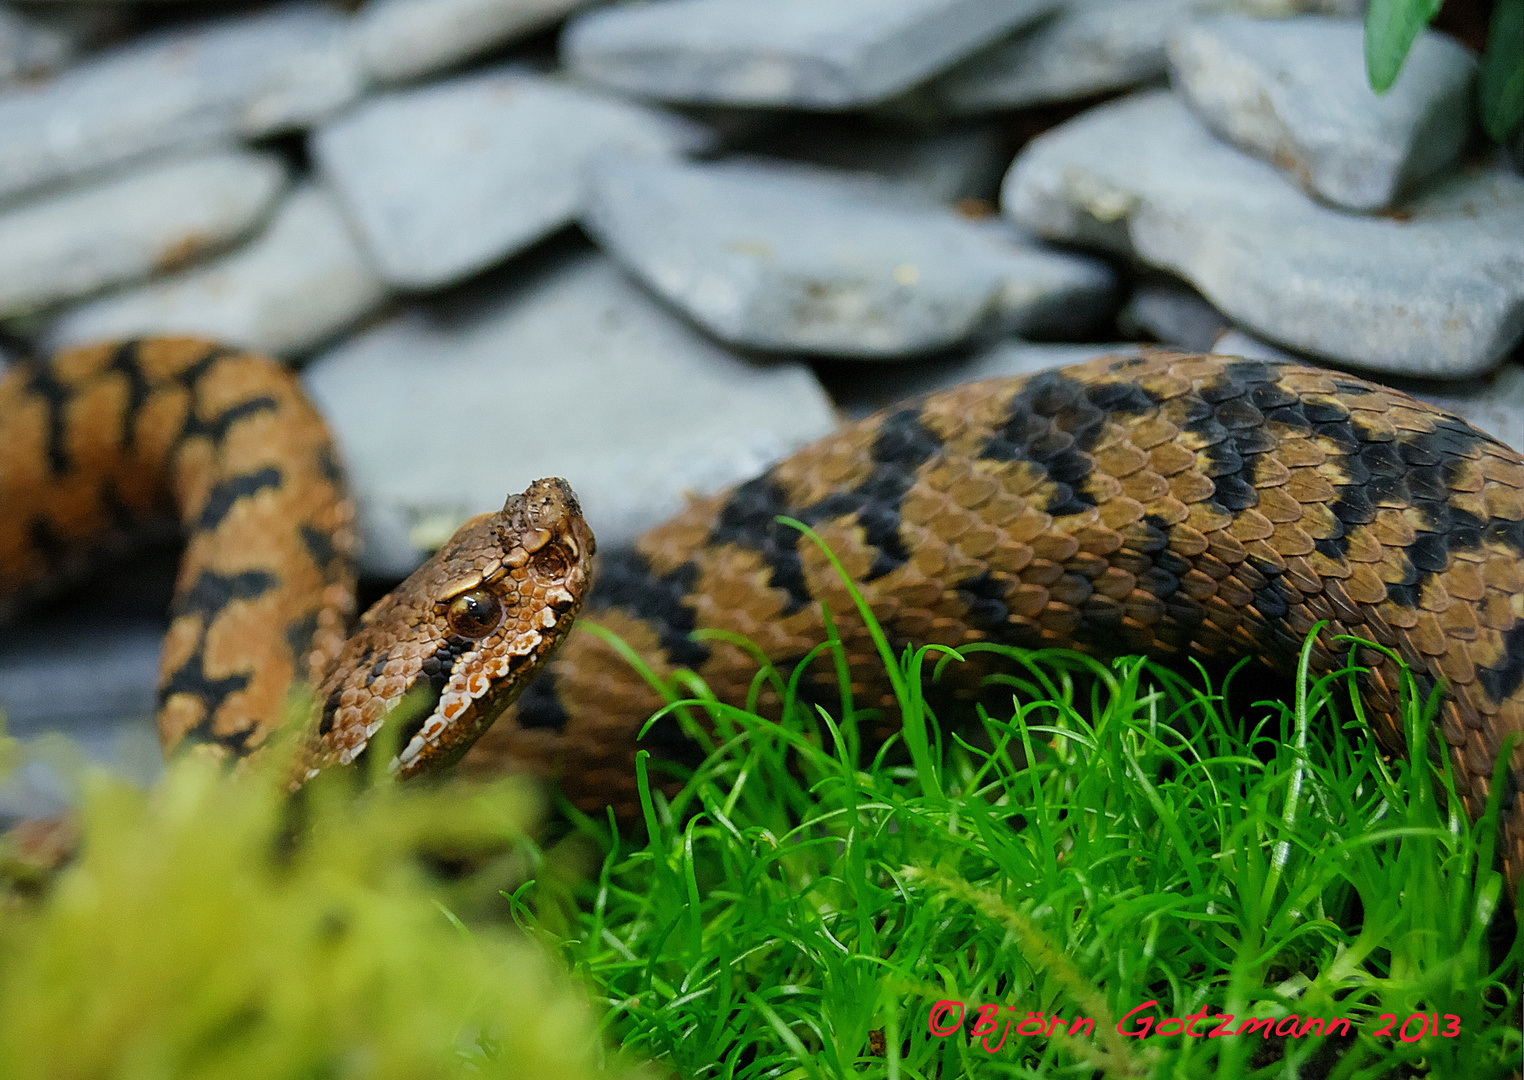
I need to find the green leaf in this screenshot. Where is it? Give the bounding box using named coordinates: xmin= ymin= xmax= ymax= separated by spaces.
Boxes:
xmin=1365 ymin=0 xmax=1444 ymax=92
xmin=1480 ymin=0 xmax=1524 ymax=142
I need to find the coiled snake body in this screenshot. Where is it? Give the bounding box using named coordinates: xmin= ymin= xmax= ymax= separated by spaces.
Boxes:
xmin=3 ymin=339 xmax=1522 ymax=896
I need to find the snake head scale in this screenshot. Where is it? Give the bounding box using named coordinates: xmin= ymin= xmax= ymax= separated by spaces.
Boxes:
xmin=295 ymin=478 xmax=595 ymax=785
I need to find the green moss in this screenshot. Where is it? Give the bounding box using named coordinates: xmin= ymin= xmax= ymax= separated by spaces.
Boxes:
xmin=0 ymin=736 xmax=641 ymax=1080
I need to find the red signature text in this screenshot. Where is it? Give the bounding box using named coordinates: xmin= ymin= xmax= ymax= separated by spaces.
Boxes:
xmin=926 ymin=999 xmax=1463 ymax=1054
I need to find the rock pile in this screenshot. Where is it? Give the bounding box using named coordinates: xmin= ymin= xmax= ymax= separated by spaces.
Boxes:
xmin=0 ymin=0 xmax=1517 ymax=807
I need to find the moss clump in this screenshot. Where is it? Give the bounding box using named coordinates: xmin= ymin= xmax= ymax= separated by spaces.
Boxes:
xmin=0 ymin=735 xmax=639 ymax=1080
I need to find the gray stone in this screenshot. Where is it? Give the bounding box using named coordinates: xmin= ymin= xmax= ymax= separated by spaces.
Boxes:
xmin=303 ymin=251 xmax=837 ymax=577
xmin=0 ymin=147 xmax=288 ymax=319
xmin=1119 ymin=281 xmax=1229 ymax=350
xmin=45 ymin=183 xmax=389 ymax=359
xmin=0 ymin=623 xmax=162 ymax=741
xmin=836 ymin=339 xmax=1140 ymax=418
xmin=562 ymin=0 xmax=1061 ymax=108
xmin=755 ymin=118 xmax=1012 ymax=204
xmin=1169 ymin=16 xmax=1476 ymax=211
xmin=1212 ymin=328 xmax=1524 ymax=452
xmin=0 ymin=5 xmax=71 ymax=86
xmin=1210 ymin=327 xmax=1298 ymax=362
xmin=313 ymin=68 xmax=713 ymax=289
xmin=583 ymin=156 xmax=1116 ymax=358
xmin=358 ymin=0 xmax=588 ymax=84
xmin=0 ymin=3 xmax=364 ymax=202
xmin=919 ymin=0 xmax=1365 ymax=113
xmin=1003 ymin=91 xmax=1524 ymax=378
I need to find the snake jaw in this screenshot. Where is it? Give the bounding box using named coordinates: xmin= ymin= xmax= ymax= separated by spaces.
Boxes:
xmin=294 ymin=478 xmax=595 ymax=786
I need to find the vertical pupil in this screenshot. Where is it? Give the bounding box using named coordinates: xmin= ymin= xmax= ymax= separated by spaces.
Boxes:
xmin=449 ymin=590 xmax=500 ymax=636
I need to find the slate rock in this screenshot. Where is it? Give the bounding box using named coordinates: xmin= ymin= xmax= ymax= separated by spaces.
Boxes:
xmin=302 ymin=251 xmax=837 ymax=577
xmin=0 ymin=147 xmax=288 ymax=319
xmin=919 ymin=0 xmax=1365 ymax=113
xmin=1169 ymin=16 xmax=1476 ymax=211
xmin=313 ymin=68 xmax=713 ymax=289
xmin=0 ymin=5 xmax=72 ymax=86
xmin=358 ymin=0 xmax=587 ymax=84
xmin=583 ymin=156 xmax=1116 ymax=358
xmin=562 ymin=0 xmax=1060 ymax=108
xmin=1118 ymin=280 xmax=1230 ymax=351
xmin=0 ymin=2 xmax=364 ymax=202
xmin=755 ymin=117 xmax=1012 ymax=204
xmin=46 ymin=183 xmax=388 ymax=359
xmin=1004 ymin=91 xmax=1524 ymax=377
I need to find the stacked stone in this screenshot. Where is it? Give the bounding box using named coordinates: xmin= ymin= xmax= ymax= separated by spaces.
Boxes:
xmin=0 ymin=0 xmax=1518 ymax=805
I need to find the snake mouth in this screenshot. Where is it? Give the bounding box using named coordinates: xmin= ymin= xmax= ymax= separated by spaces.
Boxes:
xmin=382 ymin=680 xmax=443 ymax=769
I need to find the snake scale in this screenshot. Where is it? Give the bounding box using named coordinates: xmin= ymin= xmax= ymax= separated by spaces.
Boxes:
xmin=2 ymin=338 xmax=1521 ymax=899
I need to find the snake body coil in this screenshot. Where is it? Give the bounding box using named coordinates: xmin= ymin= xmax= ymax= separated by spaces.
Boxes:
xmin=1 ymin=341 xmax=1520 ymax=895
xmin=464 ymin=349 xmax=1524 ymax=897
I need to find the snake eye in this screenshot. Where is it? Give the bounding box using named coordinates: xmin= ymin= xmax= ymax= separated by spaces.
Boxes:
xmin=445 ymin=589 xmax=503 ymax=638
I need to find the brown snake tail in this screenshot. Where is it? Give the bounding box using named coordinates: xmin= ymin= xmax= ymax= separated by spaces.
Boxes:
xmin=1 ymin=340 xmax=1521 ymax=899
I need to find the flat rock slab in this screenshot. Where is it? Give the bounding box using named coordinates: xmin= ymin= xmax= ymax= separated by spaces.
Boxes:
xmin=584 ymin=156 xmax=1116 ymax=358
xmin=0 ymin=6 xmax=71 ymax=86
xmin=0 ymin=2 xmax=363 ymax=202
xmin=1169 ymin=16 xmax=1476 ymax=211
xmin=303 ymin=251 xmax=837 ymax=577
xmin=0 ymin=147 xmax=287 ymax=318
xmin=1118 ymin=280 xmax=1230 ymax=351
xmin=919 ymin=0 xmax=1365 ymax=113
xmin=46 ymin=183 xmax=389 ymax=358
xmin=358 ymin=0 xmax=588 ymax=84
xmin=923 ymin=0 xmax=1208 ymax=112
xmin=756 ymin=118 xmax=1011 ymax=204
xmin=1003 ymin=91 xmax=1524 ymax=378
xmin=562 ymin=0 xmax=1059 ymax=108
xmin=313 ymin=68 xmax=712 ymax=289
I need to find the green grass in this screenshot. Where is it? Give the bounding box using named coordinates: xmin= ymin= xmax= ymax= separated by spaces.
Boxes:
xmin=521 ymin=524 xmax=1523 ymax=1079
xmin=1 ymin=523 xmax=1519 ymax=1078
xmin=1366 ymin=0 xmax=1522 ymax=144
xmin=0 ymin=732 xmax=641 ymax=1080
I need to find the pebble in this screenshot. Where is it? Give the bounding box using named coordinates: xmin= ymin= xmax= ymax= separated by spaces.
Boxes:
xmin=302 ymin=250 xmax=837 ymax=577
xmin=44 ymin=183 xmax=389 ymax=359
xmin=0 ymin=5 xmax=71 ymax=86
xmin=583 ymin=156 xmax=1116 ymax=357
xmin=313 ymin=68 xmax=713 ymax=289
xmin=0 ymin=147 xmax=288 ymax=319
xmin=358 ymin=0 xmax=588 ymax=85
xmin=918 ymin=0 xmax=1365 ymax=113
xmin=1118 ymin=280 xmax=1230 ymax=351
xmin=1212 ymin=329 xmax=1524 ymax=453
xmin=1169 ymin=16 xmax=1477 ymax=212
xmin=0 ymin=2 xmax=364 ymax=203
xmin=1003 ymin=91 xmax=1524 ymax=378
xmin=562 ymin=0 xmax=1061 ymax=108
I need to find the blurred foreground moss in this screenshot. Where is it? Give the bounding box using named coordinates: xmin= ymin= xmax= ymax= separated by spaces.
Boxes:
xmin=0 ymin=728 xmax=642 ymax=1080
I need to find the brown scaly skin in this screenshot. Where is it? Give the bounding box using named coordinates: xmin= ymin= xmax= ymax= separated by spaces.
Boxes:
xmin=2 ymin=340 xmax=1521 ymax=902
xmin=462 ymin=350 xmax=1524 ymax=902
xmin=0 ymin=338 xmax=592 ymax=778
xmin=296 ymin=478 xmax=594 ymax=782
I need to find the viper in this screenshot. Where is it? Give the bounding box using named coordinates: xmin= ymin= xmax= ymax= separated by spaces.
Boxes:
xmin=2 ymin=338 xmax=1520 ymax=899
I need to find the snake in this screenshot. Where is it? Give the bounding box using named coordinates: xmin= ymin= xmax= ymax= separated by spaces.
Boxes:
xmin=2 ymin=337 xmax=1521 ymax=900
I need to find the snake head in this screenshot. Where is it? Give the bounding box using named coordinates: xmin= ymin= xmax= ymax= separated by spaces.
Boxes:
xmin=296 ymin=478 xmax=595 ymax=785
